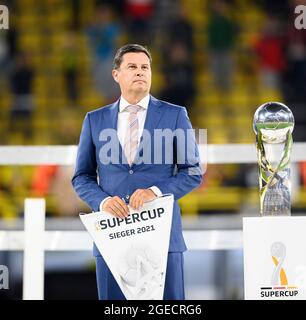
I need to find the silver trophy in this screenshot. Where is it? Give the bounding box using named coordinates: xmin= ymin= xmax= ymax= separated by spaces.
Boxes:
xmin=253 ymin=102 xmax=294 ymax=216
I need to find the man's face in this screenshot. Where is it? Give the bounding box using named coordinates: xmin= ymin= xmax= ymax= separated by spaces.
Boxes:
xmin=112 ymin=52 xmax=152 ymax=97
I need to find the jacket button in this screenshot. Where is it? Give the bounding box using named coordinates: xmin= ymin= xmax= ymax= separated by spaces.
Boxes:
xmin=129 ymin=170 xmax=133 ymax=174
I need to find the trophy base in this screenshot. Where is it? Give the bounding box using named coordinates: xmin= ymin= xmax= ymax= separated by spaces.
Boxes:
xmin=262 ymin=188 xmax=291 ymax=216
xmin=260 ymin=212 xmax=291 ymax=217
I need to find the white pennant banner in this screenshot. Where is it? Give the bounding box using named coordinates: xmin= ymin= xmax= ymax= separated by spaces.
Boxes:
xmin=80 ymin=194 xmax=174 ymax=300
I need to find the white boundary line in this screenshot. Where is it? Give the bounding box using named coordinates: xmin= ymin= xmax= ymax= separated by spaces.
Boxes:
xmin=0 ymin=143 xmax=305 ymax=165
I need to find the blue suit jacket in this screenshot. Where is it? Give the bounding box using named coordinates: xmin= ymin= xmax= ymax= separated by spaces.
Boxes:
xmin=72 ymin=95 xmax=203 ymax=255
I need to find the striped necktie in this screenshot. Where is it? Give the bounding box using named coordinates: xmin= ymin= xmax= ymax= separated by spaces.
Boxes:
xmin=123 ymin=104 xmax=143 ymax=166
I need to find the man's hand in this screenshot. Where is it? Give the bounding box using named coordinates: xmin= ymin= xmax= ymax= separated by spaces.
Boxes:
xmin=129 ymin=189 xmax=157 ymax=210
xmin=102 ymin=196 xmax=129 ymax=219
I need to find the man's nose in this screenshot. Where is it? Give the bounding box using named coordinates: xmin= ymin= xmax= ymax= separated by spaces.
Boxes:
xmin=136 ymin=68 xmax=144 ymax=76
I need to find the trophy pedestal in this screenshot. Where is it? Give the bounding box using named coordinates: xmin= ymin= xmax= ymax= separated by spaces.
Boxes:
xmin=243 ymin=217 xmax=306 ymax=300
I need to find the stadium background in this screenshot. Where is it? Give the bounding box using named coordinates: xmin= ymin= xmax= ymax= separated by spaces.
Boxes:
xmin=0 ymin=0 xmax=305 ymax=299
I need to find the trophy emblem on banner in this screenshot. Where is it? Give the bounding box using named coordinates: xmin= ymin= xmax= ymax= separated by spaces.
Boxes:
xmin=253 ymin=102 xmax=295 ymax=216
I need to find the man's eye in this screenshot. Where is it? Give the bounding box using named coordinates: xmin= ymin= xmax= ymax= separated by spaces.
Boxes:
xmin=128 ymin=66 xmax=136 ymax=69
xmin=142 ymin=66 xmax=148 ymax=70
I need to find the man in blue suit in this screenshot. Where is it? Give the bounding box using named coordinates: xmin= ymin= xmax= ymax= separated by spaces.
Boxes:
xmin=72 ymin=44 xmax=203 ymax=300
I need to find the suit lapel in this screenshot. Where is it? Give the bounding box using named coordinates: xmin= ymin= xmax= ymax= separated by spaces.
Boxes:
xmin=107 ymin=99 xmax=119 ymax=131
xmin=143 ymin=95 xmax=163 ymax=133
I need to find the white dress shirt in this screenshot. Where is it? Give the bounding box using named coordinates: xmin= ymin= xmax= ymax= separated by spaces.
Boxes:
xmin=99 ymin=94 xmax=162 ymax=212
xmin=117 ymin=94 xmax=149 ymax=148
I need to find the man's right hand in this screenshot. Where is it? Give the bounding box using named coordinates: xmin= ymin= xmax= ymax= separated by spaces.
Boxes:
xmin=102 ymin=196 xmax=129 ymax=219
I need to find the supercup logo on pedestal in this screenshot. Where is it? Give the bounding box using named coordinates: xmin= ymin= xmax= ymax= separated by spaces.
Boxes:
xmin=260 ymin=242 xmax=299 ymax=298
xmin=243 ymin=216 xmax=306 ymax=300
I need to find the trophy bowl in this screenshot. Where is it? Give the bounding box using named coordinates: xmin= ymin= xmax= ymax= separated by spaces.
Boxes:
xmin=253 ymin=102 xmax=294 ymax=144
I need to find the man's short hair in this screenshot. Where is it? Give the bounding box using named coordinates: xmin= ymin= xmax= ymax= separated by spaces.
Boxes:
xmin=113 ymin=44 xmax=152 ymax=70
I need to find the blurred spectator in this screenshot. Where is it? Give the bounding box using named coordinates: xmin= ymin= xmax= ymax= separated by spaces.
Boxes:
xmin=300 ymin=162 xmax=306 ymax=188
xmin=98 ymin=0 xmax=125 ymax=16
xmin=0 ymin=33 xmax=8 ymax=73
xmin=207 ymin=0 xmax=239 ymax=92
xmin=259 ymin=0 xmax=290 ymax=20
xmin=253 ymin=15 xmax=286 ymax=90
xmin=86 ymin=4 xmax=121 ymax=102
xmin=166 ymin=4 xmax=194 ymax=53
xmin=283 ymin=2 xmax=306 ymax=102
xmin=159 ymin=42 xmax=195 ymax=108
xmin=54 ymin=110 xmax=80 ymax=144
xmin=51 ymin=166 xmax=84 ymax=216
xmin=62 ymin=31 xmax=79 ymax=106
xmin=31 ymin=165 xmax=83 ymax=216
xmin=124 ymin=0 xmax=154 ymax=43
xmin=9 ymin=53 xmax=35 ymax=138
xmin=6 ymin=27 xmax=17 ymax=59
xmin=281 ymin=0 xmax=306 ymax=141
xmin=31 ymin=165 xmax=58 ymax=197
xmin=70 ymin=0 xmax=81 ymax=30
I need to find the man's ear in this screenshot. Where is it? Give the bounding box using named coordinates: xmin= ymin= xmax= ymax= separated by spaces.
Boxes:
xmin=112 ymin=69 xmax=119 ymax=83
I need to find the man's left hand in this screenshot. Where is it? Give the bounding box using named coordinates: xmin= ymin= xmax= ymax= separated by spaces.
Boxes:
xmin=129 ymin=189 xmax=157 ymax=210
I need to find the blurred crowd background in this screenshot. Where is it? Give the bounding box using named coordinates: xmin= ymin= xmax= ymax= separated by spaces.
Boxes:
xmin=0 ymin=0 xmax=306 ymax=219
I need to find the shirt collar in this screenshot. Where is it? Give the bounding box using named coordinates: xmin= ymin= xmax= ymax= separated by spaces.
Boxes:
xmin=119 ymin=94 xmax=150 ymax=112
